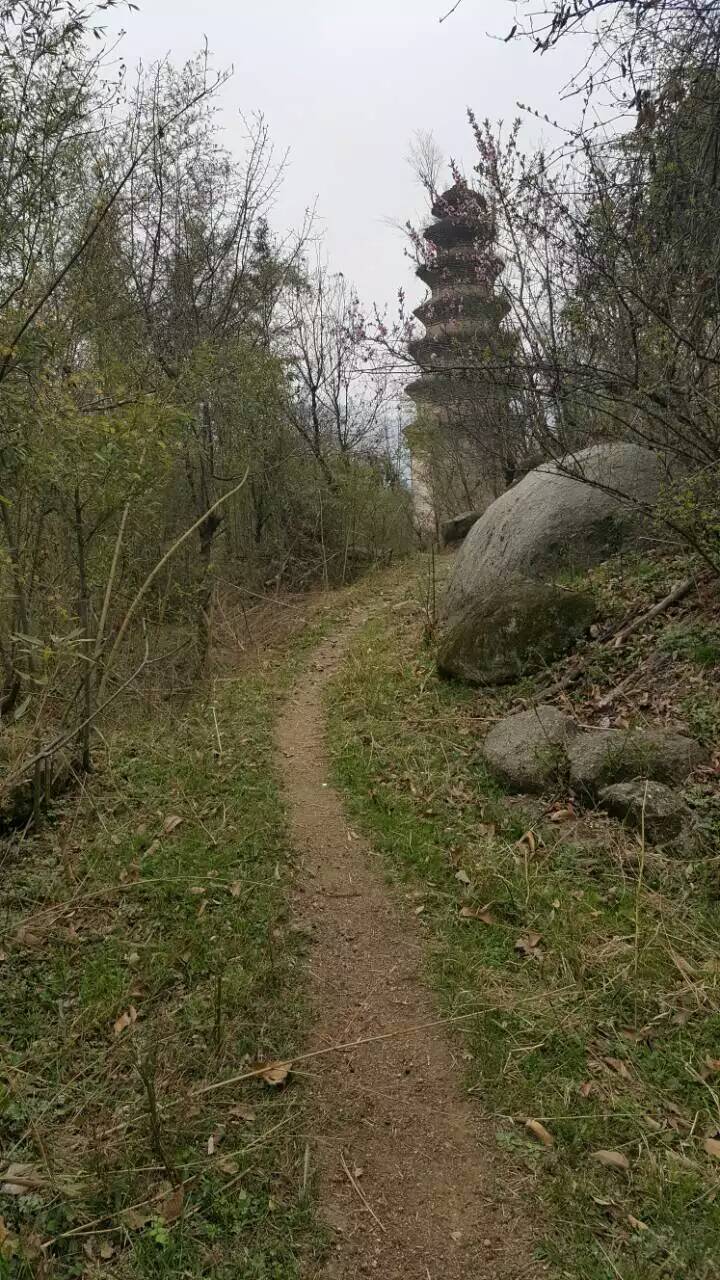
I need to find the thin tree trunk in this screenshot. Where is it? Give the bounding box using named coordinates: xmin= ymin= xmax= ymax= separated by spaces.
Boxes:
xmin=73 ymin=486 xmax=93 ymax=772
xmin=0 ymin=498 xmax=32 ymax=711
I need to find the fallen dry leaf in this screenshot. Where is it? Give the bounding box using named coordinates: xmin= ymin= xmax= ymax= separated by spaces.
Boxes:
xmin=123 ymin=1207 xmax=153 ymax=1231
xmin=549 ymin=807 xmax=575 ymax=823
xmin=159 ymin=1185 xmax=184 ymax=1223
xmin=515 ymin=931 xmax=543 ymax=958
xmin=706 ymin=1057 xmax=720 ymax=1074
xmin=259 ymin=1060 xmax=291 ymax=1086
xmin=703 ymin=1137 xmax=720 ymax=1159
xmin=604 ymin=1057 xmax=633 ymax=1080
xmin=670 ymin=949 xmax=695 ymax=981
xmin=207 ymin=1128 xmax=223 ymax=1156
xmin=455 ymin=869 xmax=471 ymax=886
xmin=0 ymin=1215 xmax=17 ymax=1260
xmin=229 ymin=882 xmax=243 ymax=898
xmin=163 ymin=814 xmax=184 ymax=835
xmin=591 ymin=1150 xmax=630 ymax=1172
xmin=516 ymin=830 xmax=537 ymax=855
xmin=14 ymin=926 xmax=43 ymax=949
xmin=459 ymin=905 xmax=497 ymax=925
xmin=229 ymin=1104 xmax=256 ymax=1123
xmin=627 ymin=1214 xmax=649 ymax=1233
xmin=121 ymin=1208 xmax=151 ymax=1228
xmin=525 ymin=1119 xmax=554 ymax=1148
xmin=85 ymin=1237 xmax=115 ymax=1260
xmin=113 ymin=1006 xmax=138 ymax=1037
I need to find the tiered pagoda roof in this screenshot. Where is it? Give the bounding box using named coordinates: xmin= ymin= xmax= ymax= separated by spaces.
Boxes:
xmin=406 ymin=181 xmax=508 ymax=408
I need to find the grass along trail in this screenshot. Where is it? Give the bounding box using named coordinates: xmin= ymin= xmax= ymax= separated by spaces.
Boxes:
xmin=0 ymin=596 xmax=340 ymax=1279
xmin=278 ymin=604 xmax=540 ymax=1280
xmin=327 ymin=556 xmax=720 ymax=1280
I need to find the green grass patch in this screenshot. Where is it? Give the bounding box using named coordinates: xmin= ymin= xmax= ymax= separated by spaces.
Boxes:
xmin=327 ymin=597 xmax=720 ymax=1280
xmin=0 ymin=627 xmax=337 ymax=1277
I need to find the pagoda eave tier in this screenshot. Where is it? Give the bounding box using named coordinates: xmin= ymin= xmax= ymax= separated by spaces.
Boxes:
xmin=408 ymin=334 xmax=495 ymax=366
xmin=405 ymin=375 xmax=487 ymax=407
xmin=431 ymin=183 xmax=488 ymax=219
xmin=416 ymin=256 xmax=502 ymax=288
xmin=423 ymin=218 xmax=492 ymax=250
xmin=414 ymin=295 xmax=510 ymax=328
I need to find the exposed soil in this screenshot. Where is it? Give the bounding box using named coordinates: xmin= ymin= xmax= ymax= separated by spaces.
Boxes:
xmin=277 ymin=610 xmax=542 ymax=1280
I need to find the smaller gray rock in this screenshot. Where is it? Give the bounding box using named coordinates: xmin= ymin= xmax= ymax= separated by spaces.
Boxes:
xmin=568 ymin=728 xmax=705 ymax=795
xmin=483 ymin=705 xmax=579 ymax=793
xmin=599 ymin=780 xmax=691 ymax=845
xmin=441 ymin=510 xmax=480 ymax=545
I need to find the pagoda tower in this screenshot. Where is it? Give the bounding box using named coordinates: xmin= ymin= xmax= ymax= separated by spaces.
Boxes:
xmin=406 ymin=181 xmax=515 ymax=530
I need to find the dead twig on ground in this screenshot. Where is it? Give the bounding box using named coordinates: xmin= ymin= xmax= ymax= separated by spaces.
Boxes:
xmin=596 ymin=653 xmax=670 ymax=710
xmin=612 ymin=576 xmax=699 ymax=647
xmin=41 ymin=1121 xmax=289 ymax=1248
xmin=340 ymin=1150 xmax=387 ymax=1233
xmin=536 ymin=574 xmax=706 ymax=700
xmin=192 ymin=1011 xmax=486 ymax=1100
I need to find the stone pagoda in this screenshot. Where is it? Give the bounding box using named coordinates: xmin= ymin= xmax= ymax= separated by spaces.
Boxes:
xmin=406 ymin=181 xmax=516 ymax=533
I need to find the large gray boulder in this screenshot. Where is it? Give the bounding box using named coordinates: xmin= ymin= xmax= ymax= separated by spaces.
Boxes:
xmin=443 ymin=443 xmax=665 ymax=624
xmin=438 ymin=578 xmax=596 ymax=686
xmin=441 ymin=510 xmax=480 ymax=546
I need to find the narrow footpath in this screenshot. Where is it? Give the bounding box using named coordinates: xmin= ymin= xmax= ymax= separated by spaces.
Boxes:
xmin=277 ymin=611 xmax=541 ymax=1280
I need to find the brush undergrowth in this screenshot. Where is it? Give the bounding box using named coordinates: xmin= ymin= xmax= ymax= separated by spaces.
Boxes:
xmin=0 ymin=617 xmax=339 ymax=1278
xmin=328 ymin=563 xmax=720 ymax=1280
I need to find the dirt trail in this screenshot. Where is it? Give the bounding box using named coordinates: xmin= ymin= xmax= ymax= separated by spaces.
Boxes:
xmin=277 ymin=610 xmax=541 ymax=1280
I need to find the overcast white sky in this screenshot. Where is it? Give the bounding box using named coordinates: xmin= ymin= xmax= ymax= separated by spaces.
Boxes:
xmin=114 ymin=1 xmax=583 ymax=314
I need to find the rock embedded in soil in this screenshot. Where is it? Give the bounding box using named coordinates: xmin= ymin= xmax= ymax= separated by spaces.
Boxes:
xmin=437 ymin=442 xmax=666 ymax=686
xmin=599 ymin=780 xmax=692 ymax=845
xmin=482 ymin=708 xmax=706 ymax=802
xmin=568 ymin=727 xmax=706 ymax=796
xmin=482 ymin=705 xmax=579 ymax=792
xmin=442 ymin=442 xmax=666 ymax=622
xmin=441 ymin=509 xmax=480 ymax=545
xmin=437 ymin=577 xmax=596 ymax=686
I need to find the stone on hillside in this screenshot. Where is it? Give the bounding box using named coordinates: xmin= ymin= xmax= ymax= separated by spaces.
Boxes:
xmin=480 ymin=707 xmax=706 ymax=801
xmin=441 ymin=510 xmax=480 ymax=546
xmin=599 ymin=781 xmax=692 ymax=846
xmin=482 ymin=705 xmax=579 ymax=793
xmin=437 ymin=578 xmax=596 ymax=686
xmin=443 ymin=442 xmax=665 ymax=624
xmin=568 ymin=727 xmax=705 ymax=795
